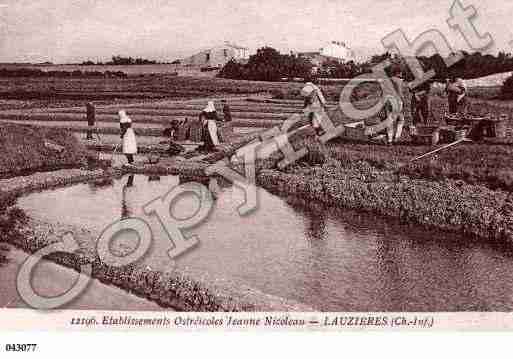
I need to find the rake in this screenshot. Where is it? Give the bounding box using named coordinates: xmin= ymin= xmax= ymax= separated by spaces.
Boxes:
xmin=410 ymin=137 xmax=472 ymax=162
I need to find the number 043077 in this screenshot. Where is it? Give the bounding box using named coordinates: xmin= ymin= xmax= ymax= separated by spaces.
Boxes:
xmin=5 ymin=344 xmax=37 ymax=352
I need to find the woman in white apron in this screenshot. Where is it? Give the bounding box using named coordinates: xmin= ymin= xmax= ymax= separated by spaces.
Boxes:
xmin=119 ymin=110 xmax=138 ymax=164
xmin=200 ymin=101 xmax=220 ymax=150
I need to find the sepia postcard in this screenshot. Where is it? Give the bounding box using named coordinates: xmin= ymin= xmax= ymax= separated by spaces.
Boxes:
xmin=1 ymin=0 xmax=513 ymax=344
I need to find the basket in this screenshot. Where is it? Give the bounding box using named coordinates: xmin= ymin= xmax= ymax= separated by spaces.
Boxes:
xmin=444 ymin=114 xmax=462 ymax=126
xmin=454 ymin=128 xmax=468 ymax=141
xmin=493 ymin=119 xmax=507 ymax=138
xmin=343 ymin=122 xmax=367 ymax=141
xmin=147 ymin=154 xmax=160 ymax=164
xmin=413 ymin=126 xmax=440 ymax=145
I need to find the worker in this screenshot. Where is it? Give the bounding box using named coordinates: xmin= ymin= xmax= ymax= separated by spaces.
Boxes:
xmin=301 ymin=82 xmax=329 ymax=136
xmin=221 ymin=100 xmax=232 ymax=122
xmin=198 ymin=113 xmax=215 ymax=151
xmin=86 ymin=102 xmax=95 ymax=140
xmin=446 ymin=76 xmax=467 ymax=115
xmin=388 ymin=66 xmax=406 ymax=143
xmin=119 ymin=110 xmax=138 ymax=165
xmin=199 ymin=101 xmax=220 ymax=150
xmin=410 ymin=80 xmax=432 ymax=128
xmin=162 ymin=122 xmax=185 ymax=156
xmin=368 ymin=66 xmax=406 ymax=144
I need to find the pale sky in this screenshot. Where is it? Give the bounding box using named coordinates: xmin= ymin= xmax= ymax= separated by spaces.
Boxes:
xmin=0 ymin=0 xmax=511 ymax=63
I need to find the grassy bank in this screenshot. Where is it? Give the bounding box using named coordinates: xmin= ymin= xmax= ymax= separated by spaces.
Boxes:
xmin=0 ymin=191 xmax=28 ymax=268
xmin=258 ymin=161 xmax=513 ymax=244
xmin=245 ymin=129 xmax=513 ymax=243
xmin=7 ymin=218 xmax=312 ymax=312
xmin=0 ymin=124 xmax=88 ymax=178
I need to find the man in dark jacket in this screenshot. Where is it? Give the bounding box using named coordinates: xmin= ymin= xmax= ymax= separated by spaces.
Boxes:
xmin=86 ymin=102 xmax=95 ymax=140
xmin=411 ymin=80 xmax=432 ymax=126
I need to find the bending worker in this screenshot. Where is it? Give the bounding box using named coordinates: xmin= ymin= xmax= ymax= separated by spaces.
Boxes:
xmin=301 ymin=82 xmax=329 ymax=136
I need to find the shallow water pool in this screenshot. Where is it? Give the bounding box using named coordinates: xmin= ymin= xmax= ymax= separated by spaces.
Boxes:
xmin=15 ymin=175 xmax=513 ymax=311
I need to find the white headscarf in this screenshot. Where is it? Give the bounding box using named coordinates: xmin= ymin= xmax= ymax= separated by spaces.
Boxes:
xmin=119 ymin=110 xmax=132 ymax=124
xmin=301 ymin=82 xmax=327 ymax=106
xmin=203 ymin=101 xmax=216 ymax=113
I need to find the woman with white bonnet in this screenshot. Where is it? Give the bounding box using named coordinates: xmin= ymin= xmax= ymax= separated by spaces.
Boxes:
xmin=301 ymin=82 xmax=328 ymax=136
xmin=119 ymin=110 xmax=138 ymax=165
xmin=199 ymin=100 xmax=220 ymax=150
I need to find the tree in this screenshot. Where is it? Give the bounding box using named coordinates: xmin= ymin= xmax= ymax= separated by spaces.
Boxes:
xmin=218 ymin=47 xmax=313 ymax=82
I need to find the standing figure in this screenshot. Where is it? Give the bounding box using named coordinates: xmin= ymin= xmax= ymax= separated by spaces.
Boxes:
xmin=410 ymin=80 xmax=432 ymax=128
xmin=446 ymin=76 xmax=467 ymax=115
xmin=86 ymin=102 xmax=96 ymax=140
xmin=119 ymin=110 xmax=138 ymax=165
xmin=301 ymin=82 xmax=328 ymax=136
xmin=200 ymin=101 xmax=220 ymax=149
xmin=369 ymin=66 xmax=406 ymax=144
xmin=221 ymin=100 xmax=232 ymax=122
xmin=387 ymin=66 xmax=406 ymax=143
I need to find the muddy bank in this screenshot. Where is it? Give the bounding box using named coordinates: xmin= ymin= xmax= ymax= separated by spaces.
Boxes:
xmin=1 ymin=244 xmax=163 ymax=311
xmin=0 ymin=168 xmax=122 ymax=198
xmin=6 ymin=217 xmax=312 ymax=312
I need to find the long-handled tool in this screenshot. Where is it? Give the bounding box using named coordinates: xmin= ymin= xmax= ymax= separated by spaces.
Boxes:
xmin=410 ymin=137 xmax=472 ymax=162
xmin=111 ymin=143 xmax=120 ymax=167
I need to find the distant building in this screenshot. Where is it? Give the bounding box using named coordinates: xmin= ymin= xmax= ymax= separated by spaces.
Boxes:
xmin=320 ymin=41 xmax=355 ymax=62
xmin=182 ymin=42 xmax=249 ymax=68
xmin=297 ymin=41 xmax=355 ymax=67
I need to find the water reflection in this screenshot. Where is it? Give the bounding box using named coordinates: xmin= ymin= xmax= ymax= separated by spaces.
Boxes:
xmin=121 ymin=175 xmax=135 ymax=219
xmin=285 ymin=197 xmax=328 ymax=241
xmin=15 ymin=175 xmax=513 ymax=312
xmin=0 ymin=244 xmax=9 ymax=268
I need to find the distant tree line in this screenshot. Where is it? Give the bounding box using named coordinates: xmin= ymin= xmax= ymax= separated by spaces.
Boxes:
xmin=0 ymin=68 xmax=128 ymax=78
xmin=391 ymin=51 xmax=513 ymax=81
xmin=219 ymin=46 xmax=513 ymax=84
xmin=81 ymin=55 xmax=159 ymax=66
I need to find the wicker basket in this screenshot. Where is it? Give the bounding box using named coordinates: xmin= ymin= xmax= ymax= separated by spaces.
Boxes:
xmin=454 ymin=128 xmax=468 ymax=141
xmin=413 ymin=126 xmax=440 ymax=145
xmin=343 ymin=122 xmax=367 ymax=141
xmin=493 ymin=119 xmax=507 ymax=138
